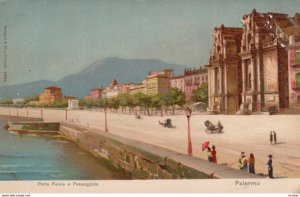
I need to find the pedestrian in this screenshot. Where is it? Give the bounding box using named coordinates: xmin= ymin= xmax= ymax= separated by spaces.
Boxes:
xmin=239 ymin=152 xmax=248 ymax=172
xmin=267 ymin=154 xmax=274 ymax=178
xmin=207 ymin=146 xmax=212 ymax=162
xmin=270 ymin=131 xmax=273 ymax=144
xmin=249 ymin=153 xmax=255 ymax=174
xmin=210 ymin=145 xmax=217 ymax=163
xmin=273 ymin=131 xmax=277 ymax=144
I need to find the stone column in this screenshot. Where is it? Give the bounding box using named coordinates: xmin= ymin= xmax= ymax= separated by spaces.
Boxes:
xmin=256 ymin=58 xmax=260 ymax=92
xmin=219 ymin=67 xmax=222 ymax=95
xmin=213 ymin=68 xmax=216 ymax=92
xmin=208 ymin=68 xmax=212 ymax=109
xmin=242 ymin=60 xmax=246 ymax=97
xmin=224 ymin=65 xmax=228 ymax=113
xmin=250 ymin=58 xmax=255 ymax=92
xmin=224 ymin=65 xmax=228 ymax=95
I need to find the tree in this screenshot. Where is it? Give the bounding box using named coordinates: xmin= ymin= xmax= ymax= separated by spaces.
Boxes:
xmin=163 ymin=88 xmax=186 ymax=115
xmin=24 ymin=94 xmax=39 ymax=104
xmin=107 ymin=97 xmax=119 ymax=112
xmin=192 ymin=83 xmax=208 ymax=104
xmin=140 ymin=94 xmax=152 ymax=116
xmin=0 ymin=99 xmax=13 ymax=106
xmin=117 ymin=93 xmax=133 ymax=113
xmin=101 ymin=98 xmax=109 ymax=109
xmin=132 ymin=92 xmax=151 ymax=115
xmin=151 ymin=93 xmax=164 ymax=115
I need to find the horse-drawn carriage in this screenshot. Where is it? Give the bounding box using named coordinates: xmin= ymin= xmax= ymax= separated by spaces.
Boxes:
xmin=158 ymin=119 xmax=172 ymax=128
xmin=204 ymin=120 xmax=223 ymax=134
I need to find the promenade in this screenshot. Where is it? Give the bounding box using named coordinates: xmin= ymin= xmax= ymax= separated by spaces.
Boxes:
xmin=1 ymin=107 xmax=300 ymax=178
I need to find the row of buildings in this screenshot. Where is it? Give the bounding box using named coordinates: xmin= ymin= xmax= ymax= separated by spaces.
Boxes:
xmin=207 ymin=9 xmax=300 ymax=114
xmin=85 ymin=67 xmax=208 ymax=102
xmin=85 ymin=69 xmax=173 ymax=100
xmin=35 ymin=66 xmax=208 ymax=105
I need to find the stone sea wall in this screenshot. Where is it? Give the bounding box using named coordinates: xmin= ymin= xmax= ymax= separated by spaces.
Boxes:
xmin=59 ymin=122 xmax=210 ymax=179
xmin=5 ymin=119 xmax=260 ymax=179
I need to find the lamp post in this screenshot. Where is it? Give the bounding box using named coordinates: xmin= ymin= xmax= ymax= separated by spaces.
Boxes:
xmin=65 ymin=109 xmax=68 ymax=121
xmin=41 ymin=109 xmax=43 ymax=119
xmin=185 ymin=107 xmax=193 ymax=156
xmin=104 ymin=108 xmax=108 ymax=132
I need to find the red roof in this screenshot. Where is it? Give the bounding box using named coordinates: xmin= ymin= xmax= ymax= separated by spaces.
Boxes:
xmin=45 ymin=86 xmax=61 ymax=90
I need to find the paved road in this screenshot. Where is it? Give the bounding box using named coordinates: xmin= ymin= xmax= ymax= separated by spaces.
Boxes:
xmin=1 ymin=107 xmax=300 ymax=178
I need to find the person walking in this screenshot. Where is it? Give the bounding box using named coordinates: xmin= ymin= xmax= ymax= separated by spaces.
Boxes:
xmin=273 ymin=131 xmax=277 ymax=144
xmin=207 ymin=146 xmax=212 ymax=162
xmin=249 ymin=153 xmax=255 ymax=174
xmin=210 ymin=145 xmax=217 ymax=163
xmin=270 ymin=131 xmax=273 ymax=144
xmin=239 ymin=152 xmax=248 ymax=172
xmin=267 ymin=154 xmax=274 ymax=178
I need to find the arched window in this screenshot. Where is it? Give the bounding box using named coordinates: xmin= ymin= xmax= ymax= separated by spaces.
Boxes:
xmin=297 ymin=72 xmax=300 ymax=88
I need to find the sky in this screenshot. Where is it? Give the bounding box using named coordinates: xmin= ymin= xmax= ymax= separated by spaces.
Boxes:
xmin=0 ymin=0 xmax=299 ymax=86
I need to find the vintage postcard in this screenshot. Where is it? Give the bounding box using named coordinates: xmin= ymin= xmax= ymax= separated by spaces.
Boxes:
xmin=0 ymin=0 xmax=300 ymax=195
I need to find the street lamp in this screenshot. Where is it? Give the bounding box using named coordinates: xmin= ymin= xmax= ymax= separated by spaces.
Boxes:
xmin=185 ymin=107 xmax=193 ymax=156
xmin=104 ymin=107 xmax=108 ymax=132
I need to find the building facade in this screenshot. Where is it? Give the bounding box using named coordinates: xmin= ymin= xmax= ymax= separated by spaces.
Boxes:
xmin=146 ymin=69 xmax=173 ymax=96
xmin=239 ymin=9 xmax=298 ymax=112
xmin=184 ymin=67 xmax=208 ymax=102
xmin=121 ymin=83 xmax=139 ymax=94
xmin=170 ymin=75 xmax=185 ymax=92
xmin=39 ymin=86 xmax=63 ymax=104
xmin=129 ymin=82 xmax=147 ymax=95
xmin=288 ymin=35 xmax=300 ymax=106
xmin=207 ymin=25 xmax=243 ymax=114
xmin=89 ymin=88 xmax=103 ymax=99
xmin=102 ymin=79 xmax=122 ymax=99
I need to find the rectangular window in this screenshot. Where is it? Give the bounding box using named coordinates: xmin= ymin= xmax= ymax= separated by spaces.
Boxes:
xmin=296 ymin=51 xmax=300 ymax=64
xmin=297 ymin=73 xmax=300 ymax=88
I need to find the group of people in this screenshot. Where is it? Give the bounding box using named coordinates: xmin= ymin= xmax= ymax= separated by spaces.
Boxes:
xmin=238 ymin=152 xmax=274 ymax=178
xmin=206 ymin=145 xmax=217 ymax=163
xmin=239 ymin=152 xmax=255 ymax=174
xmin=204 ymin=145 xmax=274 ymax=178
xmin=270 ymin=131 xmax=277 ymax=144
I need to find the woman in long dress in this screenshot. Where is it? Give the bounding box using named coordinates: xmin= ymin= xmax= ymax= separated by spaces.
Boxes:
xmin=249 ymin=153 xmax=255 ymax=174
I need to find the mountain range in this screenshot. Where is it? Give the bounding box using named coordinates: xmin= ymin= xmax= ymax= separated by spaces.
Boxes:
xmin=0 ymin=57 xmax=188 ymax=99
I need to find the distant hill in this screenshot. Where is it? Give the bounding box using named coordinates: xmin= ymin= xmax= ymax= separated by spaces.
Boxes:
xmin=0 ymin=80 xmax=56 ymax=99
xmin=0 ymin=57 xmax=187 ymax=99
